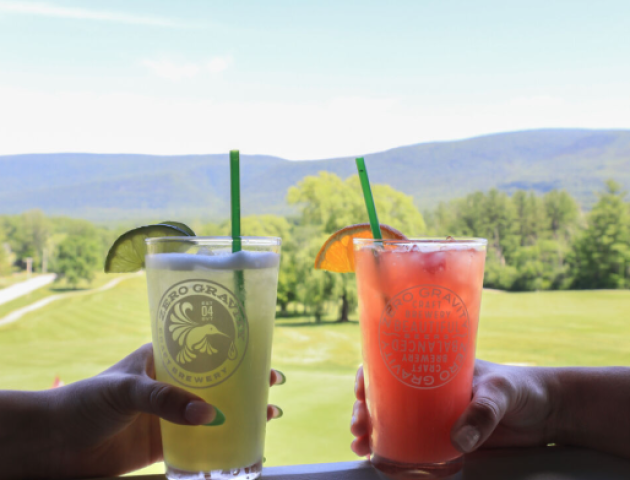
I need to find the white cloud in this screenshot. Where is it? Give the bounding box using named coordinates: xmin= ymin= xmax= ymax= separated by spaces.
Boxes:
xmin=142 ymin=56 xmax=232 ymax=81
xmin=0 ymin=1 xmax=181 ymax=27
xmin=0 ymin=85 xmax=629 ymax=160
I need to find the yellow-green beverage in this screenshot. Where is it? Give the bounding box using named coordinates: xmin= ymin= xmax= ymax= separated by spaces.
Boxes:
xmin=145 ymin=237 xmax=281 ymax=480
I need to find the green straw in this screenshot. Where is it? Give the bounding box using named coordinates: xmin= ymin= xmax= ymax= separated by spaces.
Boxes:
xmin=230 ymin=150 xmax=245 ymax=312
xmin=355 ymin=157 xmax=382 ymax=240
xmin=230 ymin=150 xmax=242 ymax=253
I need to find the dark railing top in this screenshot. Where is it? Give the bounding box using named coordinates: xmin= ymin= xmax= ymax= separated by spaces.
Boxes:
xmin=93 ymin=446 xmax=630 ymax=480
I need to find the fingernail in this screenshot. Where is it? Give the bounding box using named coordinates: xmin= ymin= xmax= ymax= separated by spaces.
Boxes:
xmin=185 ymin=401 xmax=214 ymax=425
xmin=453 ymin=425 xmax=480 ymax=453
xmin=275 ymin=370 xmax=286 ymax=385
xmin=204 ymin=407 xmax=226 ymax=426
xmin=272 ymin=405 xmax=283 ymax=419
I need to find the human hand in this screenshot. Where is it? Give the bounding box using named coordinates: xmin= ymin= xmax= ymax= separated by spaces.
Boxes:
xmin=46 ymin=343 xmax=285 ymax=479
xmin=350 ymin=360 xmax=555 ymax=457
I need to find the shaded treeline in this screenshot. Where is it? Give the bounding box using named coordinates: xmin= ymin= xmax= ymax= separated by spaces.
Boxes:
xmin=1 ymin=174 xmax=628 ymax=319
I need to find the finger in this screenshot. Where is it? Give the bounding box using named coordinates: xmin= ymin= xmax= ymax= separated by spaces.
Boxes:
xmin=350 ymin=400 xmax=369 ymax=437
xmin=450 ymin=375 xmax=512 ymax=453
xmin=267 ymin=404 xmax=283 ymax=421
xmin=355 ymin=365 xmax=365 ymax=401
xmin=473 ymin=359 xmax=497 ymax=381
xmin=270 ymin=369 xmax=286 ymax=387
xmin=351 ymin=434 xmax=371 ymax=457
xmin=124 ymin=376 xmax=221 ymax=426
xmin=102 ymin=343 xmax=154 ymax=377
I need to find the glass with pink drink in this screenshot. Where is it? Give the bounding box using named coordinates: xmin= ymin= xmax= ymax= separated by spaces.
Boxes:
xmin=354 ymin=238 xmax=487 ymax=478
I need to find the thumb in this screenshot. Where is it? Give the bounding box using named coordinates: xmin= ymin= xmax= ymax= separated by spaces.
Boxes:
xmin=125 ymin=377 xmax=220 ymax=426
xmin=450 ymin=376 xmax=512 ymax=453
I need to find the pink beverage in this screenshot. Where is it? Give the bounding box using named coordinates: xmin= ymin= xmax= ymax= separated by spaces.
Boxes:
xmin=354 ymin=238 xmax=487 ymax=478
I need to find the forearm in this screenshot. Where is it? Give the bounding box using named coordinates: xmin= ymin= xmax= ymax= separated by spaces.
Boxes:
xmin=551 ymin=367 xmax=630 ymax=458
xmin=0 ymin=390 xmax=58 ymax=479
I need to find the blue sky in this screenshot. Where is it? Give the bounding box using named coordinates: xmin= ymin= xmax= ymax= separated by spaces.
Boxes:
xmin=0 ymin=0 xmax=629 ymax=159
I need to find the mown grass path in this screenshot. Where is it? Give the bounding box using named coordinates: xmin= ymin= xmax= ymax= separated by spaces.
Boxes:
xmin=0 ymin=273 xmax=56 ymax=305
xmin=0 ymin=273 xmax=140 ymax=328
xmin=0 ymin=275 xmax=628 ymax=473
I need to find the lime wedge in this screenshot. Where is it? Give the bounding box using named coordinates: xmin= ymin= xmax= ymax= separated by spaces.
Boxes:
xmin=158 ymin=221 xmax=196 ymax=236
xmin=105 ymin=224 xmax=194 ymax=273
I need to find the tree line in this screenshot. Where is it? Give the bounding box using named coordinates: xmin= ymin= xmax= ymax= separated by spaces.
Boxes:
xmin=426 ymin=180 xmax=629 ymax=291
xmin=0 ymin=212 xmax=114 ymax=287
xmin=1 ymin=173 xmax=628 ymax=321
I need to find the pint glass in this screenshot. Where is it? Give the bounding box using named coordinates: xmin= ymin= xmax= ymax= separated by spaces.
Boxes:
xmin=353 ymin=238 xmax=487 ymax=478
xmin=145 ymin=236 xmax=281 ymax=480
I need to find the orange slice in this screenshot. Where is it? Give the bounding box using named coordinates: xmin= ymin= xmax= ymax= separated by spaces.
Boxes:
xmin=314 ymin=223 xmax=407 ymax=273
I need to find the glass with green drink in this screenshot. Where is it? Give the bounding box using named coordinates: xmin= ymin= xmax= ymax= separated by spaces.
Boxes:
xmin=145 ymin=236 xmax=281 ymax=479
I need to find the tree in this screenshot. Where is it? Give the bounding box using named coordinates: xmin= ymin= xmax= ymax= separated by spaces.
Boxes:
xmin=427 ymin=188 xmax=585 ymax=291
xmin=481 ymin=189 xmax=519 ymax=265
xmin=50 ymin=217 xmax=120 ymax=274
xmin=543 ymin=190 xmax=580 ymax=241
xmin=443 ymin=189 xmax=517 ymax=270
xmin=288 ymin=172 xmax=425 ymax=321
xmin=54 ymin=234 xmax=101 ymax=288
xmin=301 ymin=239 xmax=337 ymax=322
xmin=4 ymin=210 xmax=50 ymax=271
xmin=288 ymin=172 xmax=426 ymax=234
xmin=512 ymin=191 xmax=545 ymax=246
xmin=0 ymin=225 xmax=12 ymax=276
xmin=570 ymin=181 xmax=630 ymax=289
xmin=238 ymin=215 xmax=295 ymax=314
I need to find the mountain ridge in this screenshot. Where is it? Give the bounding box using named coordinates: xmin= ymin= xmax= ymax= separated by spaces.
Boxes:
xmin=1 ymin=129 xmax=629 ymax=223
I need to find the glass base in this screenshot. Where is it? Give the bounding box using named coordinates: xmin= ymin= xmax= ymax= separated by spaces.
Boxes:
xmin=165 ymin=459 xmax=262 ymax=480
xmin=370 ymin=454 xmax=463 ymax=479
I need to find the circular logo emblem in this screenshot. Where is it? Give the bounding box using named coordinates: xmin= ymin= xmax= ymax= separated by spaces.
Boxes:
xmin=379 ymin=285 xmax=470 ymax=389
xmin=155 ymin=279 xmax=248 ymax=388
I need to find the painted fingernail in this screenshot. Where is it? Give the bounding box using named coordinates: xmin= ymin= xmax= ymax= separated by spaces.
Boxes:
xmin=275 ymin=370 xmax=286 ymax=385
xmin=272 ymin=405 xmax=283 ymax=419
xmin=453 ymin=425 xmax=480 ymax=453
xmin=204 ymin=407 xmax=226 ymax=427
xmin=184 ymin=401 xmax=214 ymax=425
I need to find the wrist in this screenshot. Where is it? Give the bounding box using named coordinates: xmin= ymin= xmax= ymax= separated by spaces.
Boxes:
xmin=540 ymin=367 xmax=567 ymax=445
xmin=27 ymin=390 xmax=61 ymax=479
xmin=43 ymin=386 xmax=92 ymax=479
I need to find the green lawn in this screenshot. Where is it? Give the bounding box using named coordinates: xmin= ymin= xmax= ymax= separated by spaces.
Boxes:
xmin=0 ymin=275 xmax=629 ymax=475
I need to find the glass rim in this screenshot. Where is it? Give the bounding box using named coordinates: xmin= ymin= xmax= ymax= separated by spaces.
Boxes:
xmin=353 ymin=236 xmax=487 ymax=246
xmin=145 ymin=235 xmax=282 ymax=246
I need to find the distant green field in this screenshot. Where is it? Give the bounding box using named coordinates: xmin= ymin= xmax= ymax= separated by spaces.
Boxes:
xmin=0 ymin=276 xmax=629 ymax=475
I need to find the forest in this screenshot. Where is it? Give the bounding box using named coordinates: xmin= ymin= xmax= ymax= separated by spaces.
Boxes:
xmin=1 ymin=173 xmax=628 ymax=322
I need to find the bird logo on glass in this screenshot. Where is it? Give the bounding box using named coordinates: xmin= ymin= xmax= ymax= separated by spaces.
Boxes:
xmin=156 ymin=279 xmax=248 ymax=388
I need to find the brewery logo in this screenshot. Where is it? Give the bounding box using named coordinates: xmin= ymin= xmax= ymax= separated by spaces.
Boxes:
xmin=155 ymin=279 xmax=248 ymax=388
xmin=379 ymin=285 xmax=470 ymax=389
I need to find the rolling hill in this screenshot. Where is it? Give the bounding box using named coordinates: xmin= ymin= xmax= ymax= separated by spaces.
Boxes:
xmin=1 ymin=129 xmax=629 ymax=223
